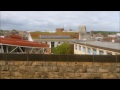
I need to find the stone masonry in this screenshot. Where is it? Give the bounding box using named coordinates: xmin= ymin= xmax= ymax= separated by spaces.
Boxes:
xmin=0 ymin=61 xmax=120 ymax=79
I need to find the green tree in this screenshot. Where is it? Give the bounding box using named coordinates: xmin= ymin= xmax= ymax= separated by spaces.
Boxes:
xmin=52 ymin=42 xmax=72 ymax=54
xmin=0 ymin=30 xmax=4 ymax=35
xmin=11 ymin=29 xmax=19 ymax=34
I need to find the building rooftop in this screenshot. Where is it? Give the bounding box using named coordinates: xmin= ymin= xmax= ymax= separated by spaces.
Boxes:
xmin=0 ymin=37 xmax=49 ymax=48
xmin=34 ymin=39 xmax=75 ymax=44
xmin=39 ymin=35 xmax=71 ymax=39
xmin=74 ymin=40 xmax=120 ymax=51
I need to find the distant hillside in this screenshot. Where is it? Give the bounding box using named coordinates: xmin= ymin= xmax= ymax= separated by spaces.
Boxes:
xmin=91 ymin=31 xmax=120 ymax=36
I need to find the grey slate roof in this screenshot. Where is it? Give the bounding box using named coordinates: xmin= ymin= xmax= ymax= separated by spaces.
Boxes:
xmin=74 ymin=40 xmax=120 ymax=50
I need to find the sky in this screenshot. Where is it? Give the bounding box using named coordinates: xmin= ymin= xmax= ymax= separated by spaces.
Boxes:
xmin=0 ymin=11 xmax=119 ymax=32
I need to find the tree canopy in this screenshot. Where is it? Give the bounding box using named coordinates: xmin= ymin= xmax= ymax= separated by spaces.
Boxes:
xmin=52 ymin=42 xmax=72 ymax=54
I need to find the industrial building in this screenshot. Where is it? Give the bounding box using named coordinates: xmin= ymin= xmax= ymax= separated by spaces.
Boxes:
xmin=73 ymin=40 xmax=120 ymax=55
xmin=36 ymin=35 xmax=74 ymax=53
xmin=0 ymin=32 xmax=49 ymax=54
xmin=73 ymin=25 xmax=120 ymax=55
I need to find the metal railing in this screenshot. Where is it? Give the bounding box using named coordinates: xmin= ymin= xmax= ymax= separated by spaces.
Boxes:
xmin=0 ymin=54 xmax=119 ymax=62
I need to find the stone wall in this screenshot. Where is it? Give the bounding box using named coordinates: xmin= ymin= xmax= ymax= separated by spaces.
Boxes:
xmin=0 ymin=61 xmax=120 ymax=79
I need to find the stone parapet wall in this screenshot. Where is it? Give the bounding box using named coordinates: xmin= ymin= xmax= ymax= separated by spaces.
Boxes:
xmin=0 ymin=61 xmax=120 ymax=79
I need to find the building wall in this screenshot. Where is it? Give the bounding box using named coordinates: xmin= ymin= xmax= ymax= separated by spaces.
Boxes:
xmin=43 ymin=41 xmax=64 ymax=48
xmin=42 ymin=41 xmax=64 ymax=53
xmin=0 ymin=61 xmax=120 ymax=79
xmin=56 ymin=28 xmax=64 ymax=33
xmin=74 ymin=43 xmax=120 ymax=55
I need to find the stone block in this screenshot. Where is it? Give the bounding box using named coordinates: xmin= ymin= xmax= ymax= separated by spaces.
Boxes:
xmin=8 ymin=61 xmax=14 ymax=65
xmin=13 ymin=72 xmax=23 ymax=77
xmin=32 ymin=61 xmax=43 ymax=66
xmin=57 ymin=62 xmax=68 ymax=67
xmin=75 ymin=62 xmax=84 ymax=67
xmin=102 ymin=73 xmax=117 ymax=79
xmin=34 ymin=72 xmax=44 ymax=78
xmin=66 ymin=66 xmax=75 ymax=73
xmin=83 ymin=62 xmax=93 ymax=68
xmin=0 ymin=61 xmax=6 ymax=65
xmin=1 ymin=66 xmax=9 ymax=71
xmin=102 ymin=63 xmax=116 ymax=69
xmin=68 ymin=62 xmax=75 ymax=67
xmin=108 ymin=67 xmax=117 ymax=73
xmin=13 ymin=61 xmax=24 ymax=65
xmin=48 ymin=72 xmax=59 ymax=79
xmin=108 ymin=74 xmax=117 ymax=79
xmin=116 ymin=68 xmax=120 ymax=73
xmin=29 ymin=66 xmax=39 ymax=72
xmin=1 ymin=71 xmax=11 ymax=78
xmin=47 ymin=66 xmax=53 ymax=72
xmin=26 ymin=75 xmax=35 ymax=79
xmin=42 ymin=66 xmax=48 ymax=72
xmin=42 ymin=72 xmax=49 ymax=78
xmin=82 ymin=66 xmax=87 ymax=73
xmin=24 ymin=71 xmax=35 ymax=78
xmin=74 ymin=66 xmax=83 ymax=73
xmin=99 ymin=68 xmax=109 ymax=73
xmin=90 ymin=73 xmax=102 ymax=79
xmin=87 ymin=68 xmax=98 ymax=73
xmin=37 ymin=66 xmax=44 ymax=72
xmin=116 ymin=73 xmax=120 ymax=79
xmin=1 ymin=77 xmax=11 ymax=79
xmin=80 ymin=73 xmax=93 ymax=79
xmin=43 ymin=61 xmax=56 ymax=66
xmin=9 ymin=66 xmax=18 ymax=71
xmin=23 ymin=61 xmax=33 ymax=66
xmin=116 ymin=63 xmax=120 ymax=67
xmin=57 ymin=72 xmax=64 ymax=77
xmin=63 ymin=72 xmax=75 ymax=79
xmin=93 ymin=62 xmax=102 ymax=67
xmin=74 ymin=73 xmax=82 ymax=79
xmin=59 ymin=66 xmax=66 ymax=72
xmin=10 ymin=77 xmax=24 ymax=79
xmin=42 ymin=66 xmax=53 ymax=72
xmin=52 ymin=66 xmax=60 ymax=72
xmin=24 ymin=61 xmax=33 ymax=66
xmin=19 ymin=66 xmax=26 ymax=71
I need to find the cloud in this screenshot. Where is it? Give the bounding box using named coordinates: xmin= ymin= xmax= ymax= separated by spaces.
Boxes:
xmin=0 ymin=11 xmax=119 ymax=32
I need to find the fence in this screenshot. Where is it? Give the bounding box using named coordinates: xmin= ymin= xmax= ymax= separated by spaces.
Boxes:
xmin=0 ymin=54 xmax=120 ymax=62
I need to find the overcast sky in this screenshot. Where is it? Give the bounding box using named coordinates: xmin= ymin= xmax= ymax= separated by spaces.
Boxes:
xmin=0 ymin=11 xmax=119 ymax=32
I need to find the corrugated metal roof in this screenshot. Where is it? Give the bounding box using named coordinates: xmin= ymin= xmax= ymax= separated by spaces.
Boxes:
xmin=0 ymin=37 xmax=49 ymax=48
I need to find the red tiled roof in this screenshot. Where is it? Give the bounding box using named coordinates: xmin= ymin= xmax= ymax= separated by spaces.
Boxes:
xmin=0 ymin=37 xmax=49 ymax=48
xmin=9 ymin=34 xmax=22 ymax=39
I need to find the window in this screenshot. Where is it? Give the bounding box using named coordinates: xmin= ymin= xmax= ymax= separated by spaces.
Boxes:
xmin=99 ymin=50 xmax=104 ymax=55
xmin=79 ymin=46 xmax=81 ymax=51
xmin=88 ymin=48 xmax=91 ymax=54
xmin=51 ymin=42 xmax=54 ymax=48
xmin=93 ymin=49 xmax=97 ymax=55
xmin=83 ymin=47 xmax=86 ymax=52
xmin=107 ymin=52 xmax=112 ymax=55
xmin=75 ymin=45 xmax=77 ymax=50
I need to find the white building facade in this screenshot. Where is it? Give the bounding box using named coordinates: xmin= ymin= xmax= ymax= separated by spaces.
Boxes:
xmin=74 ymin=41 xmax=120 ymax=55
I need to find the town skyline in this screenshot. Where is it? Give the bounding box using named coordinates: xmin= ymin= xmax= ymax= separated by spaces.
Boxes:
xmin=0 ymin=11 xmax=119 ymax=32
